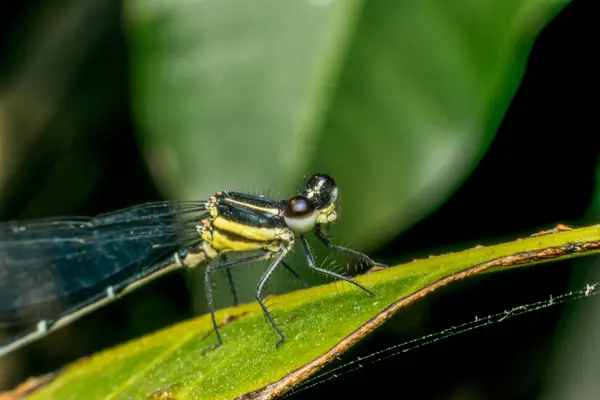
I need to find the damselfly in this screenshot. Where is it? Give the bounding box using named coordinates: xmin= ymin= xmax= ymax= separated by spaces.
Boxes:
xmin=0 ymin=173 xmax=386 ymax=357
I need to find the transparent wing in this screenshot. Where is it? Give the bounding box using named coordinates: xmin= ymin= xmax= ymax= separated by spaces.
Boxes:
xmin=0 ymin=201 xmax=208 ymax=337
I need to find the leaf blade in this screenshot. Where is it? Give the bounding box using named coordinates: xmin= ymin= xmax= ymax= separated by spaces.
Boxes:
xmin=28 ymin=224 xmax=600 ymax=400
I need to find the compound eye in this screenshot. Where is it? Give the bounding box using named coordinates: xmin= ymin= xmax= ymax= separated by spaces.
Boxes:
xmin=283 ymin=196 xmax=318 ymax=233
xmin=304 ymin=173 xmax=339 ymax=207
xmin=308 ymin=173 xmax=336 ymax=189
xmin=329 ymin=186 xmax=338 ymax=203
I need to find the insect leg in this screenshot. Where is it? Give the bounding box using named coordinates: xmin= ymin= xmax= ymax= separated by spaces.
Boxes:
xmin=281 ymin=260 xmax=309 ymax=288
xmin=255 ymin=249 xmax=289 ymax=348
xmin=313 ymin=225 xmax=388 ymax=268
xmin=203 ymin=252 xmax=273 ymax=354
xmin=221 ymin=254 xmax=239 ymax=306
xmin=300 ymin=235 xmax=373 ymax=296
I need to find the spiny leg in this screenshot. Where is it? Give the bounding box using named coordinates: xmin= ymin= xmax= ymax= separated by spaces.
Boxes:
xmin=223 ymin=255 xmax=307 ymax=306
xmin=203 ymin=252 xmax=273 ymax=354
xmin=314 ymin=225 xmax=388 ymax=268
xmin=221 ymin=255 xmax=239 ymax=306
xmin=255 ymin=249 xmax=289 ymax=348
xmin=221 ymin=257 xmax=306 ymax=307
xmin=300 ymin=235 xmax=374 ymax=296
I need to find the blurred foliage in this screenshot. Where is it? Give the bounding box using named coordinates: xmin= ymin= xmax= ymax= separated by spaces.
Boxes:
xmin=127 ymin=0 xmax=569 ymax=252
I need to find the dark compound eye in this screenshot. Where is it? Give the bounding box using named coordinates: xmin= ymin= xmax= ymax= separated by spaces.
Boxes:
xmin=283 ymin=196 xmax=315 ymax=217
xmin=302 ymin=173 xmax=338 ymax=208
xmin=283 ymin=196 xmax=318 ymax=232
xmin=307 ymin=173 xmax=336 ymax=189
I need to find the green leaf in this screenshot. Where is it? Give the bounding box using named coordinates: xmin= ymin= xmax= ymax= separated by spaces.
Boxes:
xmin=28 ymin=224 xmax=600 ymax=400
xmin=126 ymin=0 xmax=571 ymax=252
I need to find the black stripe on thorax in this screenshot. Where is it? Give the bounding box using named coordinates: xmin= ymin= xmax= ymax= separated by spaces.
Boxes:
xmin=213 ymin=192 xmax=286 ymax=229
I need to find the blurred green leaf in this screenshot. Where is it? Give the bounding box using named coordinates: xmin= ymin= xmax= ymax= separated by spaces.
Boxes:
xmin=29 ymin=224 xmax=600 ymax=400
xmin=126 ymin=0 xmax=570 ymax=252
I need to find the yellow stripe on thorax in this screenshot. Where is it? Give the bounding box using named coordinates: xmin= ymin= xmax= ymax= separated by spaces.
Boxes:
xmin=200 ymin=222 xmax=287 ymax=254
xmin=224 ymin=198 xmax=281 ymax=215
xmin=212 ymin=216 xmax=286 ymax=242
xmin=210 ymin=230 xmax=275 ymax=253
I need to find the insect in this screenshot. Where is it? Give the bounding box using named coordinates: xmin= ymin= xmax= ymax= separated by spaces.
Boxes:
xmin=0 ymin=173 xmax=386 ymax=356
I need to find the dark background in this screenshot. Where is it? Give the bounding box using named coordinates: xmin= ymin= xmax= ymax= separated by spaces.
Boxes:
xmin=307 ymin=1 xmax=598 ymax=399
xmin=0 ymin=0 xmax=597 ymax=398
